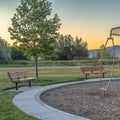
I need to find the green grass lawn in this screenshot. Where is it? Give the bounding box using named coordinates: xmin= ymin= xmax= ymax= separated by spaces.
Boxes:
xmin=0 ymin=63 xmax=120 ymax=120
xmin=0 ymin=66 xmax=84 ymax=120
xmin=1 ymin=66 xmax=84 ymax=90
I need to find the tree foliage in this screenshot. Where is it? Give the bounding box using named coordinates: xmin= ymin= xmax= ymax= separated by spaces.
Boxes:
xmin=97 ymin=44 xmax=110 ymax=59
xmin=53 ymin=34 xmax=88 ymax=60
xmin=8 ymin=0 xmax=61 ymax=80
xmin=11 ymin=47 xmax=27 ymax=60
xmin=0 ymin=38 xmax=12 ymax=63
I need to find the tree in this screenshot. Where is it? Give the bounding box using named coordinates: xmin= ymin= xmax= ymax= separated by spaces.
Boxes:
xmin=0 ymin=37 xmax=12 ymax=63
xmin=99 ymin=44 xmax=110 ymax=59
xmin=54 ymin=34 xmax=88 ymax=60
xmin=56 ymin=34 xmax=73 ymax=60
xmin=8 ymin=0 xmax=61 ymax=80
xmin=11 ymin=47 xmax=27 ymax=60
xmin=72 ymin=37 xmax=88 ymax=59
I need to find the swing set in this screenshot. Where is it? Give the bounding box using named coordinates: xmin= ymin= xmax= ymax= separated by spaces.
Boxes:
xmin=100 ymin=26 xmax=120 ymax=96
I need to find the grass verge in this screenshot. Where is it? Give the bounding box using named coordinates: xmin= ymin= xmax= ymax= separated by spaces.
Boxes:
xmin=0 ymin=91 xmax=38 ymax=120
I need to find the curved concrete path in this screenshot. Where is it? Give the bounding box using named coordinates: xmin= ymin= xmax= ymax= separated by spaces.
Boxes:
xmin=13 ymin=78 xmax=120 ymax=120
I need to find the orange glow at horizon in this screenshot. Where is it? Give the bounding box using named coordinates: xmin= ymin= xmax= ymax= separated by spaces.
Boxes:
xmin=60 ymin=25 xmax=108 ymax=50
xmin=1 ymin=22 xmax=120 ymax=50
xmin=60 ymin=26 xmax=120 ymax=50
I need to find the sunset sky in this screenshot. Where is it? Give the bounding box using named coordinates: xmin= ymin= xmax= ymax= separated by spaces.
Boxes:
xmin=1 ymin=0 xmax=120 ymax=49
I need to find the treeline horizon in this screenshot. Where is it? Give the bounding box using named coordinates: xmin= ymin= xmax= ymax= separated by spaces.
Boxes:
xmin=0 ymin=34 xmax=88 ymax=64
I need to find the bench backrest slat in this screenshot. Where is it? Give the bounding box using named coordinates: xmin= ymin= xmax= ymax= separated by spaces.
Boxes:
xmin=92 ymin=66 xmax=104 ymax=71
xmin=8 ymin=71 xmax=27 ymax=80
xmin=81 ymin=67 xmax=92 ymax=73
xmin=81 ymin=66 xmax=104 ymax=73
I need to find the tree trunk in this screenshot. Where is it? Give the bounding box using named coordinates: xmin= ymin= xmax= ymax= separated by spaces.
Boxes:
xmin=35 ymin=56 xmax=39 ymax=81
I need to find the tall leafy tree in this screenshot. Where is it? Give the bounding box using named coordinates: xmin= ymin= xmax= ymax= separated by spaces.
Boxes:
xmin=11 ymin=47 xmax=27 ymax=60
xmin=55 ymin=34 xmax=88 ymax=60
xmin=0 ymin=37 xmax=12 ymax=63
xmin=56 ymin=34 xmax=73 ymax=60
xmin=97 ymin=44 xmax=110 ymax=59
xmin=8 ymin=0 xmax=61 ymax=80
xmin=72 ymin=37 xmax=88 ymax=59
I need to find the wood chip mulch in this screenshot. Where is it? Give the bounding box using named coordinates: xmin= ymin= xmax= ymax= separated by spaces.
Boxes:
xmin=41 ymin=80 xmax=120 ymax=120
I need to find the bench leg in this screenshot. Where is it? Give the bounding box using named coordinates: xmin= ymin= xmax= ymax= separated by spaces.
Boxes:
xmin=15 ymin=83 xmax=18 ymax=90
xmin=85 ymin=74 xmax=87 ymax=79
xmin=102 ymin=74 xmax=104 ymax=78
xmin=28 ymin=81 xmax=31 ymax=87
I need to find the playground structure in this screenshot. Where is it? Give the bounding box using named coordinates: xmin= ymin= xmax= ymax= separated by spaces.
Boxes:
xmin=100 ymin=26 xmax=120 ymax=96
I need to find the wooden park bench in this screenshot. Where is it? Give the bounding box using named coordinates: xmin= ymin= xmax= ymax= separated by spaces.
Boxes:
xmin=80 ymin=66 xmax=109 ymax=79
xmin=8 ymin=71 xmax=36 ymax=90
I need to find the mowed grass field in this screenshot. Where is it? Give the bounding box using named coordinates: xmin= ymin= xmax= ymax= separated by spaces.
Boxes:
xmin=0 ymin=61 xmax=120 ymax=120
xmin=1 ymin=66 xmax=83 ymax=90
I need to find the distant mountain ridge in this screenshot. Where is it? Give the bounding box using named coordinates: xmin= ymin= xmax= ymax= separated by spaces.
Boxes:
xmin=88 ymin=45 xmax=120 ymax=58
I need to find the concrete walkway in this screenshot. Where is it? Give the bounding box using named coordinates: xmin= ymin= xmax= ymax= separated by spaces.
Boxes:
xmin=12 ymin=78 xmax=120 ymax=120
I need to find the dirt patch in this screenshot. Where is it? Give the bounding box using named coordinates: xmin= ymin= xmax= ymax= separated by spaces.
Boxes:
xmin=41 ymin=80 xmax=120 ymax=120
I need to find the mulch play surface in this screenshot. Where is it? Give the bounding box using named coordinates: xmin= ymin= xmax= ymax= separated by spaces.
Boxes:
xmin=41 ymin=80 xmax=120 ymax=120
